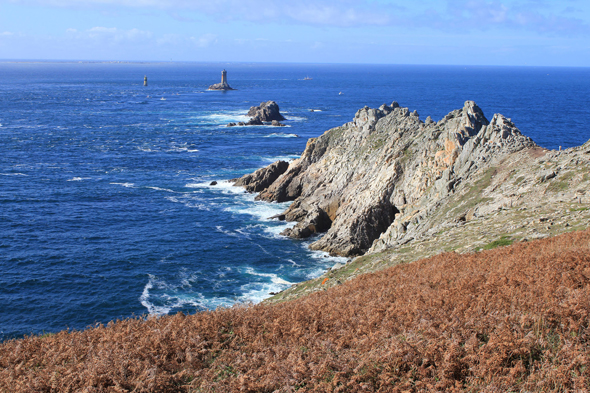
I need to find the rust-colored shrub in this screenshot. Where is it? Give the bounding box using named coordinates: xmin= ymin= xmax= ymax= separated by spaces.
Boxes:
xmin=1 ymin=229 xmax=590 ymax=392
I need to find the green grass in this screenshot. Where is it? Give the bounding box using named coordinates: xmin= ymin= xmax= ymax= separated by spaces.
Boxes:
xmin=514 ymin=176 xmax=525 ymax=185
xmin=479 ymin=236 xmax=514 ymax=251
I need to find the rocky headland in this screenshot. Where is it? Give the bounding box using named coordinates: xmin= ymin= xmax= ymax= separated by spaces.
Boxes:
xmin=227 ymin=101 xmax=287 ymax=127
xmin=233 ymin=100 xmax=590 ymax=301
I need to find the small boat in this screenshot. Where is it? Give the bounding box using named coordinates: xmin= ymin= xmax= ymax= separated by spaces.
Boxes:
xmin=160 ymin=97 xmax=166 ymax=101
xmin=339 ymin=92 xmax=343 ymax=95
xmin=303 ymin=76 xmax=312 ymax=80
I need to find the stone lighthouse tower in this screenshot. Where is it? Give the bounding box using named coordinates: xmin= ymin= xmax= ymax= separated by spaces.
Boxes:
xmin=208 ymin=69 xmax=235 ymax=90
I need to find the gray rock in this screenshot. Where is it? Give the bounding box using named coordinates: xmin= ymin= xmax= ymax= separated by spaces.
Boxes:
xmin=247 ymin=101 xmax=286 ymax=122
xmin=233 ymin=160 xmax=289 ymax=193
xmin=235 ymin=100 xmax=537 ymax=257
xmin=330 ymin=263 xmax=344 ymax=271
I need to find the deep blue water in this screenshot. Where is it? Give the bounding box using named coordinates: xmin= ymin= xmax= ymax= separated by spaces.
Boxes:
xmin=1 ymin=62 xmax=589 ymax=340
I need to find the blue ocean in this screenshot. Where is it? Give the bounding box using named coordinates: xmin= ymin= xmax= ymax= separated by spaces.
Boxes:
xmin=1 ymin=62 xmax=589 ymax=340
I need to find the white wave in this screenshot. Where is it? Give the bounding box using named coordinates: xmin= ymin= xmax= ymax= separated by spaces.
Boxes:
xmin=244 ymin=267 xmax=293 ymax=285
xmin=200 ymin=112 xmax=249 ymax=124
xmin=225 ymin=200 xmax=291 ymax=221
xmin=140 ymin=273 xmax=234 ymax=315
xmin=237 ymin=268 xmax=293 ymax=303
xmin=285 ymin=115 xmax=307 ymax=121
xmin=168 ymin=143 xmax=199 ymax=153
xmin=165 ymin=195 xmax=212 ymax=211
xmin=67 ymin=177 xmax=91 ymax=181
xmin=184 ymin=202 xmax=211 ymax=211
xmin=302 ymin=244 xmax=349 ymax=278
xmin=262 ymin=155 xmax=300 ymax=163
xmin=264 ymin=133 xmax=298 ymax=138
xmin=146 ymin=186 xmax=176 ymax=193
xmin=140 ymin=275 xmax=172 ymax=316
xmin=309 ymin=109 xmax=323 ymax=112
xmin=261 ymin=221 xmax=296 ymax=239
xmin=215 ymin=225 xmax=242 ymax=238
xmin=185 ymin=180 xmax=245 ymax=195
xmin=138 ymin=146 xmax=155 ymax=152
xmin=0 ymin=172 xmax=28 ymax=176
xmin=110 ymin=182 xmax=135 ymax=188
xmin=287 ymin=259 xmax=302 ymax=267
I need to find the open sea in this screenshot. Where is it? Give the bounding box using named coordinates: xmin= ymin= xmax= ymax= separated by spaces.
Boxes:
xmin=1 ymin=62 xmax=589 ymax=340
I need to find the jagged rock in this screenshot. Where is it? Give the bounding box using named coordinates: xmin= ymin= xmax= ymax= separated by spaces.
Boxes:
xmin=247 ymin=101 xmax=286 ymax=122
xmin=246 ymin=117 xmax=263 ymax=126
xmin=281 ymin=206 xmax=331 ymax=238
xmin=227 ymin=101 xmax=286 ymax=127
xmin=236 ymin=101 xmax=536 ymax=257
xmin=210 ymin=181 xmax=218 ymax=186
xmin=233 ymin=160 xmax=289 ymax=193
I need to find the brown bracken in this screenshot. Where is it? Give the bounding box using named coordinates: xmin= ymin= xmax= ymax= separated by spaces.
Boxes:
xmin=1 ymin=229 xmax=589 ymax=392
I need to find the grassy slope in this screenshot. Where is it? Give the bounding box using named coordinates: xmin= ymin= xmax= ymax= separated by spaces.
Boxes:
xmin=1 ymin=229 xmax=589 ymax=392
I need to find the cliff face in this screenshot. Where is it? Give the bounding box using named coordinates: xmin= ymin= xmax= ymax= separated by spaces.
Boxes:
xmin=234 ymin=101 xmax=538 ymax=256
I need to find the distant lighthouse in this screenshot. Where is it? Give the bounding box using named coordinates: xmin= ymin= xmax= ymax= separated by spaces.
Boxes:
xmin=144 ymin=76 xmax=148 ymax=86
xmin=208 ymin=69 xmax=235 ymax=90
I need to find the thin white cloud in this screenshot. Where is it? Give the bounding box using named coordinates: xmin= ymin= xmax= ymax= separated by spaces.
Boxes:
xmin=428 ymin=0 xmax=590 ymax=35
xmin=155 ymin=33 xmax=217 ymax=47
xmin=4 ymin=0 xmax=590 ymax=34
xmin=64 ymin=26 xmax=153 ymax=44
xmin=192 ymin=33 xmax=218 ymax=47
xmin=6 ymin=0 xmax=397 ymax=27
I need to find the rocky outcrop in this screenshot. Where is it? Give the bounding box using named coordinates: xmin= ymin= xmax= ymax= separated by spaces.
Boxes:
xmin=233 ymin=161 xmax=289 ymax=193
xmin=227 ymin=101 xmax=286 ymax=127
xmin=247 ymin=101 xmax=286 ymax=122
xmin=209 ymin=82 xmax=235 ymax=91
xmin=235 ymin=101 xmax=538 ymax=257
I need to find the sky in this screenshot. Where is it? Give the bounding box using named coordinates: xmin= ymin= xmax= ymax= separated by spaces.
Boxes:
xmin=0 ymin=0 xmax=589 ymax=66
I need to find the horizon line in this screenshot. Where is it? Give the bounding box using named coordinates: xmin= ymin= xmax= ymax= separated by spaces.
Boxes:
xmin=1 ymin=59 xmax=589 ymax=69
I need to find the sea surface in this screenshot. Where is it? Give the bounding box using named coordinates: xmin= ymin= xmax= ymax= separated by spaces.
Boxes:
xmin=1 ymin=62 xmax=589 ymax=340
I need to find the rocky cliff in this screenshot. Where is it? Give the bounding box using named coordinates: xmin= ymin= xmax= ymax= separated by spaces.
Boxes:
xmin=235 ymin=101 xmax=539 ymax=255
xmin=235 ymin=101 xmax=590 ymax=273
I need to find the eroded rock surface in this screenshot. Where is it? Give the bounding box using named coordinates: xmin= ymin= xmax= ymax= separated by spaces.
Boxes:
xmin=227 ymin=101 xmax=286 ymax=127
xmin=233 ymin=160 xmax=289 ymax=193
xmin=235 ymin=101 xmax=590 ymax=260
xmin=247 ymin=101 xmax=286 ymax=122
xmin=236 ymin=101 xmax=537 ymax=256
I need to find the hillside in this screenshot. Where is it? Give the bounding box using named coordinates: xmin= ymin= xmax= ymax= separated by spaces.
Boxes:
xmin=232 ymin=101 xmax=590 ymax=303
xmin=1 ymin=229 xmax=589 ymax=392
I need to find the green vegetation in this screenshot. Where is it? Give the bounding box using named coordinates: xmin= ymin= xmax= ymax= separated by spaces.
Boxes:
xmin=477 ymin=235 xmax=514 ymax=251
xmin=514 ymin=176 xmax=525 ymax=185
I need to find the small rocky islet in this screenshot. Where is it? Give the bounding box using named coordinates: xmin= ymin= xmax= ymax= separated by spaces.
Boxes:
xmin=226 ymin=100 xmax=287 ymax=127
xmin=233 ymin=100 xmax=590 ymax=301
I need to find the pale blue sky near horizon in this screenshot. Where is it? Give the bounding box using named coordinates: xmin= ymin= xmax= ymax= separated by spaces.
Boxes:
xmin=0 ymin=0 xmax=589 ymax=66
